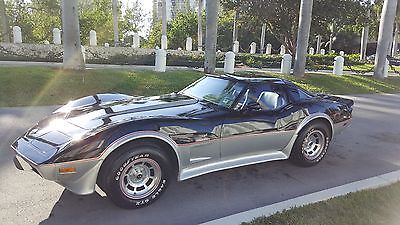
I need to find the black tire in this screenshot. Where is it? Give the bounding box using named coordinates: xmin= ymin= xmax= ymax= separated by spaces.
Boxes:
xmin=98 ymin=142 xmax=171 ymax=209
xmin=290 ymin=122 xmax=331 ymax=167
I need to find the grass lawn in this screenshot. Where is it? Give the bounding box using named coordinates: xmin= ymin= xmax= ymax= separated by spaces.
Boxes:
xmin=242 ymin=182 xmax=400 ymax=225
xmin=1 ymin=66 xmax=400 ymax=107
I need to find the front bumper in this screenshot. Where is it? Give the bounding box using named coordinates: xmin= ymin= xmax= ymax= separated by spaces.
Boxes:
xmin=13 ymin=151 xmax=103 ymax=195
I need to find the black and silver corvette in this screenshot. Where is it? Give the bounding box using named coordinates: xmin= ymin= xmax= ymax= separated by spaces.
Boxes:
xmin=12 ymin=74 xmax=353 ymax=208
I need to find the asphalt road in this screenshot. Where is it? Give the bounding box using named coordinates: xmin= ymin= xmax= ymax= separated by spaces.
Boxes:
xmin=1 ymin=94 xmax=400 ymax=225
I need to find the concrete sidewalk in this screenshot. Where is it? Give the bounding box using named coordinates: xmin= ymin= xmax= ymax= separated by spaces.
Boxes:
xmin=201 ymin=170 xmax=400 ymax=225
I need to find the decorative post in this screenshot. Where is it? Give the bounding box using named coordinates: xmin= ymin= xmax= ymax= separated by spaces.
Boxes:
xmin=89 ymin=30 xmax=97 ymax=46
xmin=186 ymin=37 xmax=193 ymax=51
xmin=320 ymin=49 xmax=326 ymax=55
xmin=266 ymin=44 xmax=272 ymax=55
xmin=281 ymin=54 xmax=292 ymax=75
xmin=339 ymin=51 xmax=345 ymax=56
xmin=333 ymin=56 xmax=344 ymax=75
xmin=250 ymin=42 xmax=257 ymax=54
xmin=53 ymin=28 xmax=61 ymax=45
xmin=309 ymin=47 xmax=315 ymax=55
xmin=224 ymin=51 xmax=235 ymax=74
xmin=280 ymin=45 xmax=286 ymax=55
xmin=12 ymin=26 xmax=22 ymax=44
xmin=316 ymin=35 xmax=322 ymax=54
xmin=197 ymin=0 xmax=203 ymax=51
xmin=105 ymin=43 xmax=110 ymax=47
xmin=132 ymin=32 xmax=140 ymax=48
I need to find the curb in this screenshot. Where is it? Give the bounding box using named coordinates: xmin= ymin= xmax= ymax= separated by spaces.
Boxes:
xmin=200 ymin=170 xmax=400 ymax=225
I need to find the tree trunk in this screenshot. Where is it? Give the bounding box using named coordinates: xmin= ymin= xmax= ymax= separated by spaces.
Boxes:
xmin=162 ymin=0 xmax=167 ymax=37
xmin=260 ymin=23 xmax=266 ymax=54
xmin=197 ymin=0 xmax=203 ymax=51
xmin=360 ymin=8 xmax=370 ymax=60
xmin=61 ymin=0 xmax=85 ymax=70
xmin=232 ymin=10 xmax=239 ymax=44
xmin=112 ymin=0 xmax=119 ymax=47
xmin=374 ymin=0 xmax=398 ymax=79
xmin=392 ymin=22 xmax=399 ymax=56
xmin=293 ymin=0 xmax=314 ymax=77
xmin=0 ymin=0 xmax=10 ymax=43
xmin=204 ymin=0 xmax=219 ymax=74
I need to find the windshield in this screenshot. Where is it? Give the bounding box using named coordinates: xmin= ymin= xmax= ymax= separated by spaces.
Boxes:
xmin=181 ymin=76 xmax=246 ymax=109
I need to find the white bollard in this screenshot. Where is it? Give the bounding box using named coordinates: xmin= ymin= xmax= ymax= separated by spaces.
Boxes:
xmin=224 ymin=51 xmax=235 ymax=74
xmin=155 ymin=49 xmax=167 ymax=72
xmin=132 ymin=32 xmax=140 ymax=48
xmin=266 ymin=44 xmax=272 ymax=55
xmin=104 ymin=43 xmax=110 ymax=47
xmin=233 ymin=41 xmax=240 ymax=53
xmin=161 ymin=35 xmax=168 ymax=50
xmin=177 ymin=47 xmax=182 ymax=51
xmin=185 ymin=37 xmax=193 ymax=51
xmin=52 ymin=28 xmax=61 ymax=45
xmin=280 ymin=54 xmax=292 ymax=75
xmin=320 ymin=49 xmax=326 ymax=55
xmin=309 ymin=47 xmax=315 ymax=55
xmin=89 ymin=30 xmax=97 ymax=46
xmin=333 ymin=56 xmax=344 ymax=76
xmin=44 ymin=40 xmax=50 ymax=45
xmin=250 ymin=42 xmax=257 ymax=54
xmin=280 ymin=45 xmax=286 ymax=55
xmin=339 ymin=51 xmax=345 ymax=56
xmin=384 ymin=59 xmax=389 ymax=78
xmin=13 ymin=26 xmax=22 ymax=44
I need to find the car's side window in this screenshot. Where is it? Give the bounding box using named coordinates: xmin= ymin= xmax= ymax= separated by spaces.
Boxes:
xmin=234 ymin=84 xmax=289 ymax=111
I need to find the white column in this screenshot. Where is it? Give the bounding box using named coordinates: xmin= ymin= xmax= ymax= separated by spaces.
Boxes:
xmin=161 ymin=35 xmax=168 ymax=50
xmin=186 ymin=37 xmax=193 ymax=51
xmin=250 ymin=42 xmax=257 ymax=54
xmin=132 ymin=32 xmax=140 ymax=48
xmin=280 ymin=45 xmax=286 ymax=55
xmin=233 ymin=41 xmax=239 ymax=53
xmin=266 ymin=44 xmax=272 ymax=55
xmin=224 ymin=51 xmax=235 ymax=74
xmin=339 ymin=51 xmax=345 ymax=56
xmin=384 ymin=59 xmax=390 ymax=78
xmin=12 ymin=26 xmax=22 ymax=44
xmin=155 ymin=49 xmax=167 ymax=72
xmin=53 ymin=28 xmax=61 ymax=45
xmin=89 ymin=30 xmax=97 ymax=46
xmin=281 ymin=54 xmax=292 ymax=75
xmin=333 ymin=56 xmax=344 ymax=75
xmin=105 ymin=43 xmax=110 ymax=47
xmin=309 ymin=47 xmax=315 ymax=55
xmin=320 ymin=49 xmax=326 ymax=55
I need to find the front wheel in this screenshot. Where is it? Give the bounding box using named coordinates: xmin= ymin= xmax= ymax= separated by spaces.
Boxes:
xmin=99 ymin=142 xmax=171 ymax=209
xmin=290 ymin=122 xmax=331 ymax=167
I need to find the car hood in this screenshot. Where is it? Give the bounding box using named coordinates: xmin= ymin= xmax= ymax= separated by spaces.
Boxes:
xmin=13 ymin=93 xmax=209 ymax=164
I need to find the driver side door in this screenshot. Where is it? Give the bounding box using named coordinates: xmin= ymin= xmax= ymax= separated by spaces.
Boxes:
xmin=220 ymin=83 xmax=301 ymax=160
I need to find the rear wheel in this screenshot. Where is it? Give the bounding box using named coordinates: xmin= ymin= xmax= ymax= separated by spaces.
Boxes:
xmin=290 ymin=122 xmax=331 ymax=167
xmin=99 ymin=142 xmax=171 ymax=209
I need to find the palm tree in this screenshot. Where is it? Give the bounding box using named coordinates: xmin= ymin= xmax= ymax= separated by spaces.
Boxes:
xmin=61 ymin=0 xmax=85 ymax=69
xmin=374 ymin=0 xmax=398 ymax=79
xmin=197 ymin=0 xmax=203 ymax=51
xmin=204 ymin=0 xmax=219 ymax=74
xmin=161 ymin=0 xmax=167 ymax=37
xmin=0 ymin=0 xmax=10 ymax=43
xmin=293 ymin=0 xmax=314 ymax=77
xmin=112 ymin=0 xmax=119 ymax=47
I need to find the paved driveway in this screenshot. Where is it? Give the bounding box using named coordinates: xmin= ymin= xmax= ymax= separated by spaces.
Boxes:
xmin=1 ymin=94 xmax=400 ymax=225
